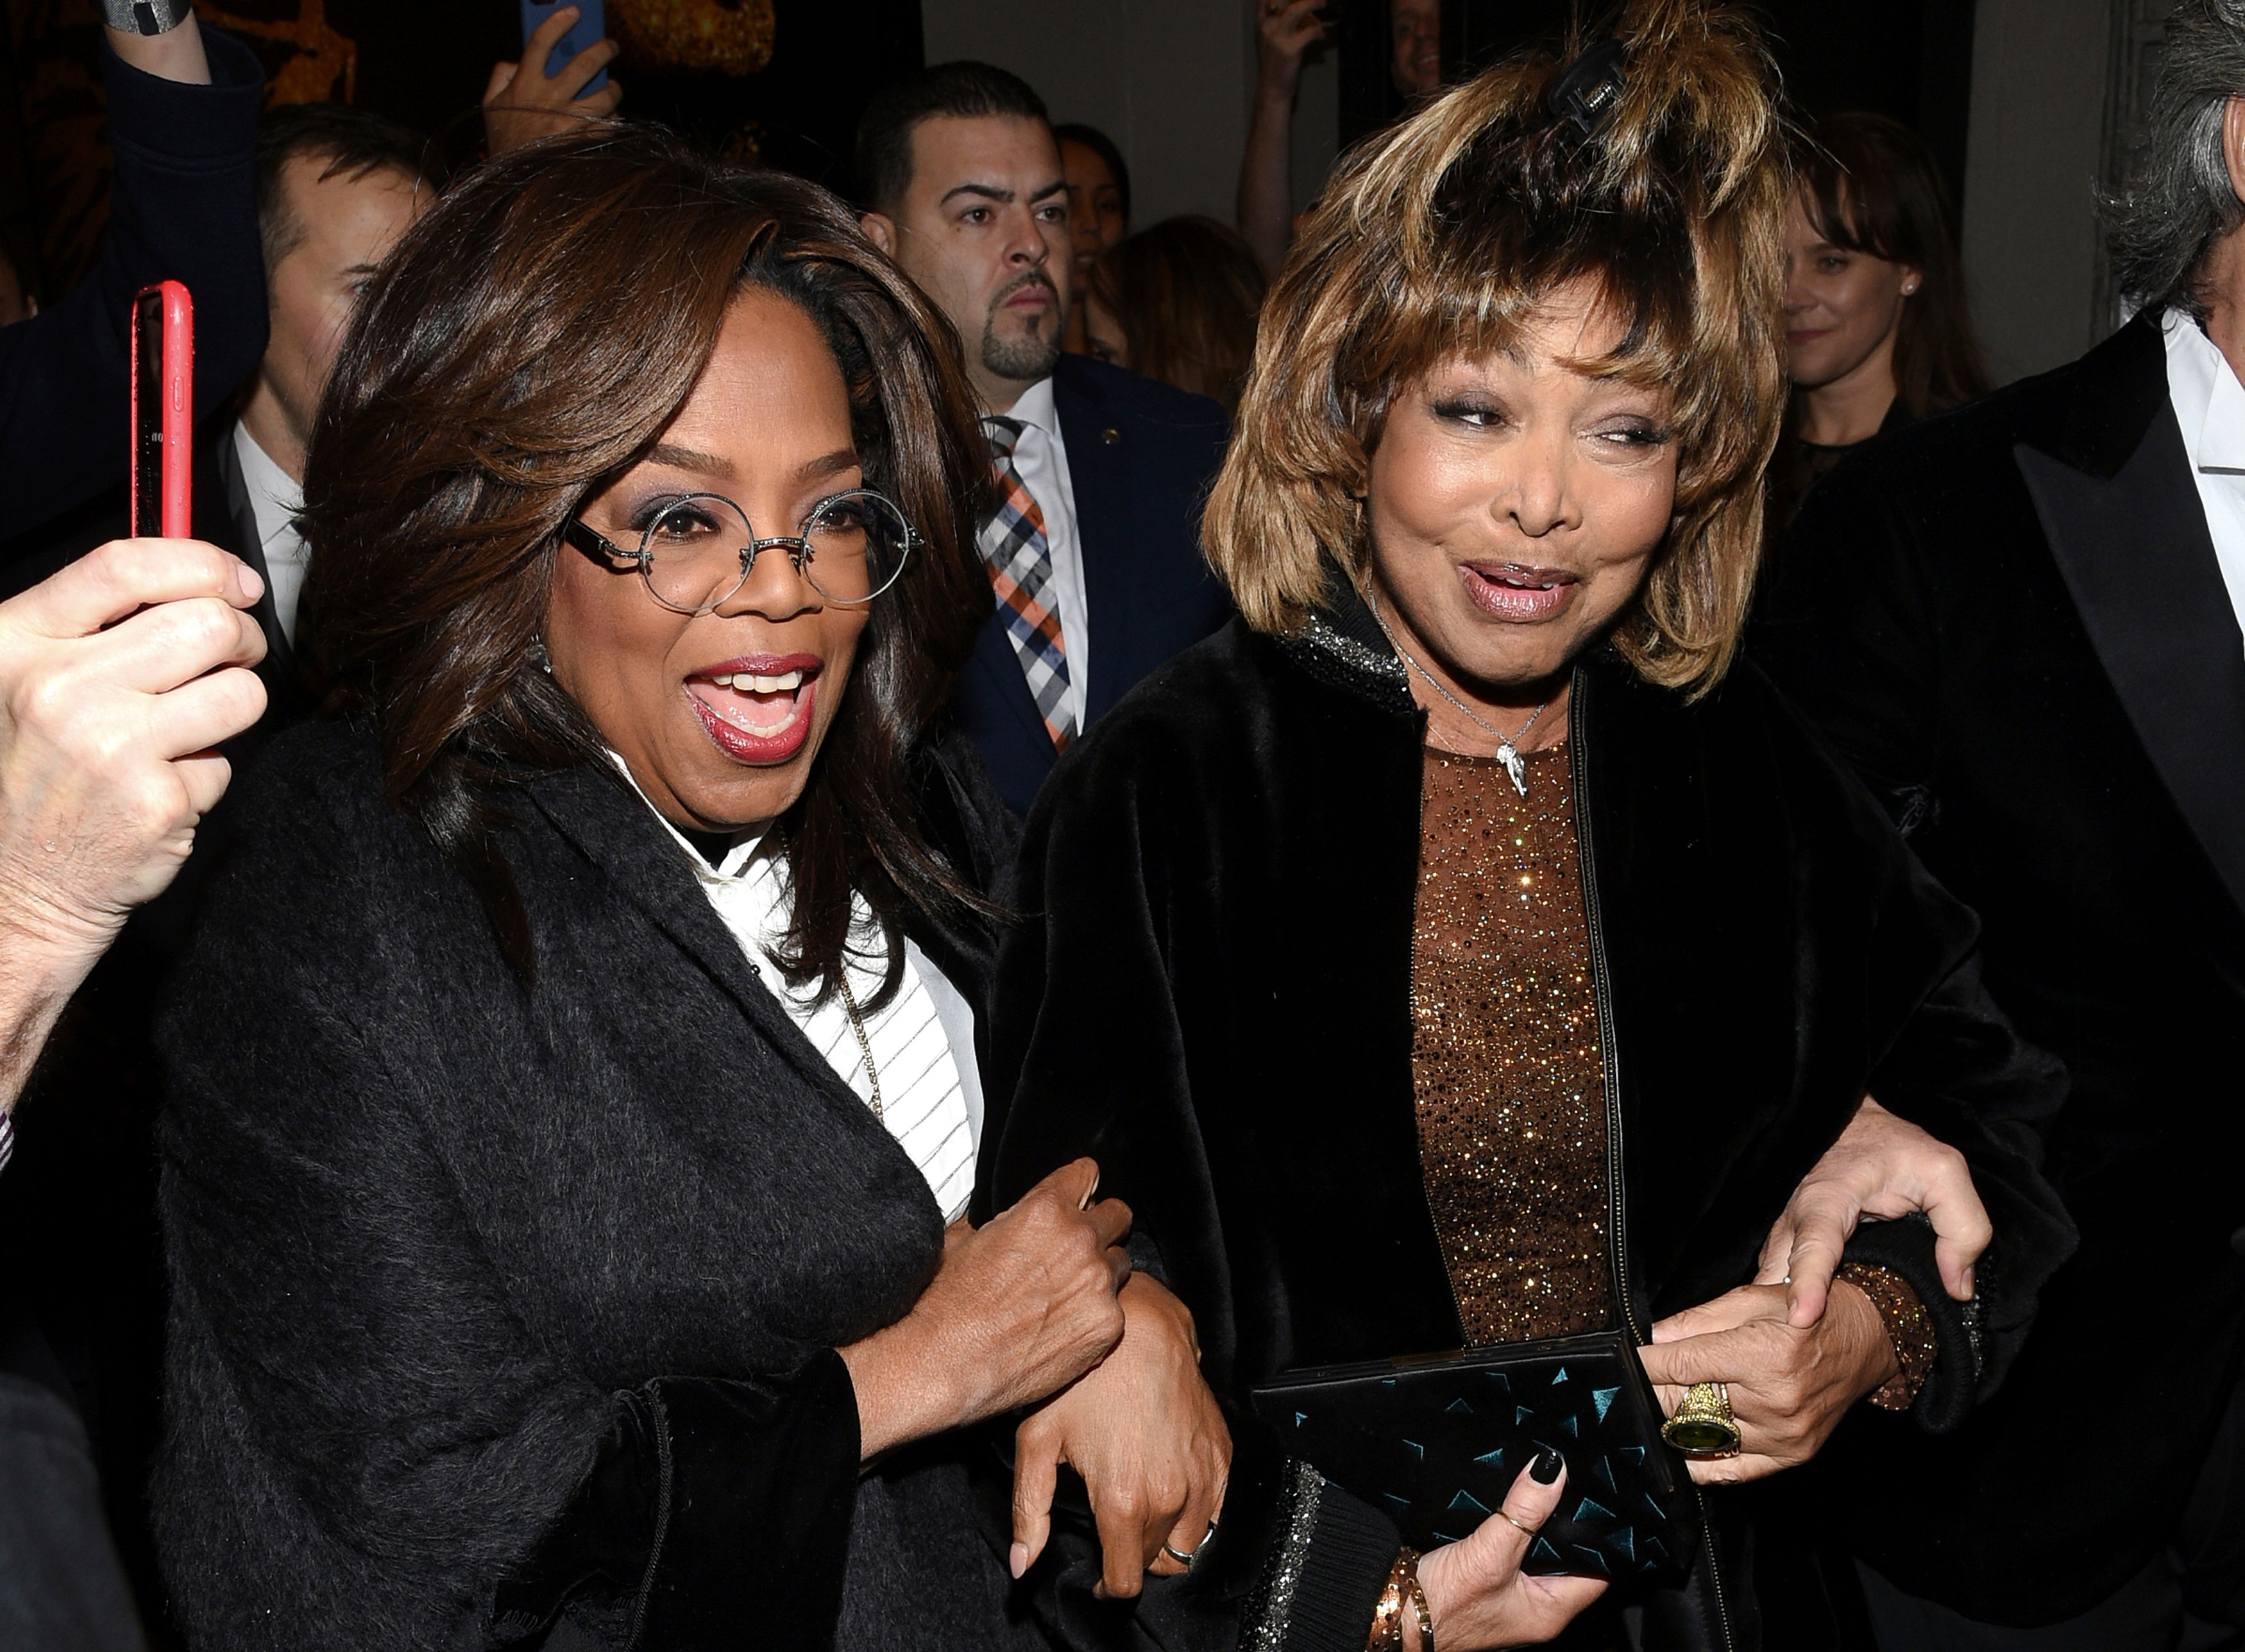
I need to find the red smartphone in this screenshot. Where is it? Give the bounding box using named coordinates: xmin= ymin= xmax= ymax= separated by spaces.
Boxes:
xmin=130 ymin=280 xmax=193 ymax=538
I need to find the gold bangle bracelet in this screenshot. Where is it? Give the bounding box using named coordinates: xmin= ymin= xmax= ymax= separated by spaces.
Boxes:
xmin=1399 ymin=1547 xmax=1435 ymax=1652
xmin=1367 ymin=1550 xmax=1412 ymax=1651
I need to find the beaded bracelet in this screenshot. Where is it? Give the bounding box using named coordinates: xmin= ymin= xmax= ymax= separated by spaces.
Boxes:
xmin=1837 ymin=1261 xmax=1938 ymax=1411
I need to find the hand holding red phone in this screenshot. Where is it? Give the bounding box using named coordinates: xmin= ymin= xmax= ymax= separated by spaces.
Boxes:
xmin=0 ymin=538 xmax=267 ymax=962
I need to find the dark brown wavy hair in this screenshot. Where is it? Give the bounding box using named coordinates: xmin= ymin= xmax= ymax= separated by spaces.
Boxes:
xmin=298 ymin=126 xmax=994 ymax=999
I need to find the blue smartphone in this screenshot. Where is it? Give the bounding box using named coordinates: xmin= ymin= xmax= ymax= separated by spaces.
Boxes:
xmin=518 ymin=0 xmax=608 ymax=94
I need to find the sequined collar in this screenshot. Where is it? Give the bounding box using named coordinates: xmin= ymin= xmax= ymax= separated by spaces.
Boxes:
xmin=1273 ymin=565 xmax=1417 ymax=717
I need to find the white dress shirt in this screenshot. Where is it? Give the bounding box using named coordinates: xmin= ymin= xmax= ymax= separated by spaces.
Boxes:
xmin=2160 ymin=308 xmax=2245 ymax=653
xmin=614 ymin=759 xmax=981 ymax=1220
xmin=232 ymin=421 xmax=310 ymax=646
xmin=997 ymin=376 xmax=1092 ymax=729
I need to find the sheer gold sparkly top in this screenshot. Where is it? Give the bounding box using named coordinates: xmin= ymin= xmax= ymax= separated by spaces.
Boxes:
xmin=1411 ymin=743 xmax=1615 ymax=1347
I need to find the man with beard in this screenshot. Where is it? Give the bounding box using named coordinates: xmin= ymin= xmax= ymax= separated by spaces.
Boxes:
xmin=858 ymin=63 xmax=1232 ymax=816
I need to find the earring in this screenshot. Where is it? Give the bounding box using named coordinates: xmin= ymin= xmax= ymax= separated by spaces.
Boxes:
xmin=527 ymin=638 xmax=552 ymax=674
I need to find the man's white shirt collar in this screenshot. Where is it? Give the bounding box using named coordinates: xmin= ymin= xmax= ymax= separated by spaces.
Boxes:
xmin=2163 ymin=308 xmax=2245 ymax=473
xmin=1001 ymin=374 xmax=1059 ymax=437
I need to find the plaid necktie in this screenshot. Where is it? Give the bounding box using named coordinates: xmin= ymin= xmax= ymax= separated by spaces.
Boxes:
xmin=979 ymin=416 xmax=1076 ymax=750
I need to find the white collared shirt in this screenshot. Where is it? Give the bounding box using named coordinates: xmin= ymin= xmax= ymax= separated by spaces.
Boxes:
xmin=995 ymin=376 xmax=1092 ymax=729
xmin=232 ymin=420 xmax=309 ymax=646
xmin=2160 ymin=308 xmax=2245 ymax=652
xmin=613 ymin=758 xmax=981 ymax=1220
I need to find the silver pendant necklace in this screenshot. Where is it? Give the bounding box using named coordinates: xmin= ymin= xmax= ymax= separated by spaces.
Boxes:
xmin=1366 ymin=589 xmax=1550 ymax=798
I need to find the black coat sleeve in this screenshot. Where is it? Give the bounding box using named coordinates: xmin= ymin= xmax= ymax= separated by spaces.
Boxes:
xmin=1745 ymin=666 xmax=2077 ymax=1426
xmin=0 ymin=28 xmax=267 ymax=543
xmin=155 ymin=764 xmax=862 ymax=1652
xmin=979 ymin=729 xmax=1398 ymax=1652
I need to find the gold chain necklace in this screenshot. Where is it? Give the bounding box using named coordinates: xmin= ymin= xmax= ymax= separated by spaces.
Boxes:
xmin=837 ymin=973 xmax=885 ymax=1122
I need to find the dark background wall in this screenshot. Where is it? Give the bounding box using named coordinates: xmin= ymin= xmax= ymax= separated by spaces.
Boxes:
xmin=0 ymin=0 xmax=2180 ymax=384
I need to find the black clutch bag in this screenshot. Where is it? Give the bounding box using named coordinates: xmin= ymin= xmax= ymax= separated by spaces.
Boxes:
xmin=1248 ymin=1328 xmax=1697 ymax=1585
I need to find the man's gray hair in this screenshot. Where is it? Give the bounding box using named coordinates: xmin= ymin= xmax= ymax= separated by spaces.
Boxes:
xmin=2108 ymin=0 xmax=2245 ymax=312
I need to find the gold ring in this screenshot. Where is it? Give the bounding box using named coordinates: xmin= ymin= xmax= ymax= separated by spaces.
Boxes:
xmin=1498 ymin=1510 xmax=1535 ymax=1537
xmin=1661 ymin=1380 xmax=1743 ymax=1458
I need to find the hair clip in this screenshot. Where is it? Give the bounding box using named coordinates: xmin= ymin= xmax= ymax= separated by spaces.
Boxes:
xmin=1549 ymin=37 xmax=1627 ymax=139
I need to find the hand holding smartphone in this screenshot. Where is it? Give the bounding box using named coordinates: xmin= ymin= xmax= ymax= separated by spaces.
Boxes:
xmin=130 ymin=280 xmax=192 ymax=539
xmin=520 ymin=0 xmax=608 ymax=94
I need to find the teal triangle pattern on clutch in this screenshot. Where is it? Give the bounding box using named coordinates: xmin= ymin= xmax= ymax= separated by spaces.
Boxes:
xmin=1446 ymin=1397 xmax=1473 ymax=1415
xmin=1381 ymin=1492 xmax=1412 ymax=1515
xmin=1551 ymin=1367 xmax=1569 ymax=1384
xmin=1558 ymin=1414 xmax=1580 ymax=1436
xmin=1473 ymin=1447 xmax=1507 ymax=1467
xmin=1612 ymin=1526 xmax=1636 ymax=1562
xmin=1530 ymin=1536 xmax=1563 ymax=1566
xmin=1574 ymin=1497 xmax=1614 ymax=1524
xmin=1485 ymin=1370 xmax=1512 ymax=1392
xmin=1592 ymin=1385 xmax=1620 ymax=1420
xmin=1293 ymin=1412 xmax=1309 ymax=1428
xmin=1591 ymin=1456 xmax=1619 ymax=1492
xmin=1448 ymin=1489 xmax=1493 ymax=1515
xmin=1403 ymin=1438 xmax=1425 ymax=1460
xmin=1619 ymin=1445 xmax=1646 ymax=1465
xmin=1516 ymin=1405 xmax=1536 ymax=1426
xmin=1572 ymin=1545 xmax=1611 ymax=1574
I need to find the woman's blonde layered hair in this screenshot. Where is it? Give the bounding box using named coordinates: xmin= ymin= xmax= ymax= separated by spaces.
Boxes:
xmin=1205 ymin=0 xmax=1788 ymax=694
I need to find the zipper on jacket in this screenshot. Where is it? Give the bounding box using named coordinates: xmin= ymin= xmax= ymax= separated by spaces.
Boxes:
xmin=1567 ymin=666 xmax=1737 ymax=1652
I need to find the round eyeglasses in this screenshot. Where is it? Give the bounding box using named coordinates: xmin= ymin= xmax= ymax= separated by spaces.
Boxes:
xmin=563 ymin=489 xmax=919 ymax=614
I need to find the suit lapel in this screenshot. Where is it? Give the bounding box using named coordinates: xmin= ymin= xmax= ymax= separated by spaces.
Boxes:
xmin=2018 ymin=402 xmax=2245 ymax=915
xmin=1053 ymin=361 xmax=1133 ymax=721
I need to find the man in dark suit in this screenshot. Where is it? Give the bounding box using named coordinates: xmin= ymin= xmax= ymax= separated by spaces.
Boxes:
xmin=856 ymin=62 xmax=1231 ymax=818
xmin=1756 ymin=5 xmax=2245 ymax=1642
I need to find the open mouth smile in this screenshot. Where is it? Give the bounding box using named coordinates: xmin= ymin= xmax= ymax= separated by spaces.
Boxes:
xmin=686 ymin=653 xmax=822 ymax=764
xmin=1459 ymin=561 xmax=1580 ymax=621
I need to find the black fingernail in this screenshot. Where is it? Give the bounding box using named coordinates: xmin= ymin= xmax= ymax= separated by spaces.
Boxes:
xmin=1531 ymin=1448 xmax=1564 ymax=1484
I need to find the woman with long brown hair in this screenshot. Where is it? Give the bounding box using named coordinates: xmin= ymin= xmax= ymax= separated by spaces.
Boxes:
xmin=149 ymin=128 xmax=1224 ymax=1650
xmin=979 ymin=4 xmax=2072 ymax=1648
xmin=1774 ymin=111 xmax=1990 ymax=530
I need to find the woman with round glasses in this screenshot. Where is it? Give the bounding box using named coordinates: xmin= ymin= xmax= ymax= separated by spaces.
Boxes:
xmin=149 ymin=129 xmax=1226 ymax=1651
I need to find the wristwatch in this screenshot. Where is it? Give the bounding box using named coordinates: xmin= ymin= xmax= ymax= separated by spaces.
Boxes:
xmin=101 ymin=0 xmax=192 ymax=35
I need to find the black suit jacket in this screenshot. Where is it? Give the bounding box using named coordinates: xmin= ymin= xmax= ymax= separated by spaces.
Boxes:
xmin=953 ymin=354 xmax=1232 ymax=818
xmin=1756 ymin=310 xmax=2245 ymax=1623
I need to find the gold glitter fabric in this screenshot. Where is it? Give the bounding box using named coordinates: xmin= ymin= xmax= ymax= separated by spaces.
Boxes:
xmin=1836 ymin=1262 xmax=1937 ymax=1411
xmin=1411 ymin=744 xmax=1614 ymax=1347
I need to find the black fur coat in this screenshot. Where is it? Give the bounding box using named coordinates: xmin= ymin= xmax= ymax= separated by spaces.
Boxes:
xmin=977 ymin=591 xmax=2078 ymax=1652
xmin=152 ymin=722 xmax=1024 ymax=1651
